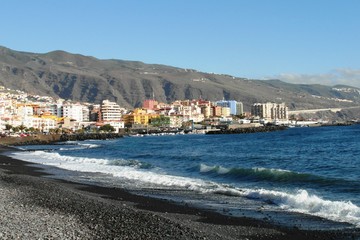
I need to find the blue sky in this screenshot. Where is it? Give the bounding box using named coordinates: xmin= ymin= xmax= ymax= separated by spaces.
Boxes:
xmin=1 ymin=0 xmax=360 ymax=87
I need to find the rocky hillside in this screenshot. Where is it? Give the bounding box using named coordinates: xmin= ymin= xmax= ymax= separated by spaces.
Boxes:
xmin=0 ymin=46 xmax=359 ymax=114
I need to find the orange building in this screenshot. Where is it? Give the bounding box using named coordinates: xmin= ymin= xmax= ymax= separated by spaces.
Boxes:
xmin=211 ymin=106 xmax=222 ymax=117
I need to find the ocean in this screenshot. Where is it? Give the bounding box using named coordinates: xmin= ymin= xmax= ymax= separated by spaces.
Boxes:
xmin=7 ymin=124 xmax=360 ymax=230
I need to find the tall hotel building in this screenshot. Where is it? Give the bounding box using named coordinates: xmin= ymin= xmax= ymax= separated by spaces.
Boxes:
xmin=99 ymin=100 xmax=122 ymax=121
xmin=251 ymin=102 xmax=288 ymax=121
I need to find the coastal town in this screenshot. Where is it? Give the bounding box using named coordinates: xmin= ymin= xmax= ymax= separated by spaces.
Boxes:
xmin=0 ymin=85 xmax=345 ymax=137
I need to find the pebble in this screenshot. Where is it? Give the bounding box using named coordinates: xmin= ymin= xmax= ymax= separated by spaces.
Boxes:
xmin=1 ymin=167 xmax=358 ymax=240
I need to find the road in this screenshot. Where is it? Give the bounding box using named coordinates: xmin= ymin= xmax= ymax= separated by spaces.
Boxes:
xmin=289 ymin=106 xmax=360 ymax=114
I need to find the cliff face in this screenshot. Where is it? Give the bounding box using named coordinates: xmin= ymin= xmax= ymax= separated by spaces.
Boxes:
xmin=0 ymin=46 xmax=359 ymax=112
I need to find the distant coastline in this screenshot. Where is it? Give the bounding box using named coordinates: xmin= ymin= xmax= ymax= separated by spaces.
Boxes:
xmin=1 ymin=121 xmax=358 ymax=146
xmin=206 ymin=125 xmax=288 ymax=135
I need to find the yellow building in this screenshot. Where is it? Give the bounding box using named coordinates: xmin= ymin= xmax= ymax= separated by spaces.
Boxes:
xmin=123 ymin=108 xmax=159 ymax=126
xmin=221 ymin=107 xmax=231 ymax=117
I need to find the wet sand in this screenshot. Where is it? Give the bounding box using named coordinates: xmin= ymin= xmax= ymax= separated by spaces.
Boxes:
xmin=0 ymin=145 xmax=359 ymax=239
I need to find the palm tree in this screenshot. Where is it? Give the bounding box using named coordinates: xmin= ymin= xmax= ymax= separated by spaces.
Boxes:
xmin=18 ymin=124 xmax=26 ymax=133
xmin=12 ymin=126 xmax=20 ymax=133
xmin=55 ymin=128 xmax=62 ymax=134
xmin=5 ymin=124 xmax=12 ymax=131
xmin=27 ymin=127 xmax=35 ymax=132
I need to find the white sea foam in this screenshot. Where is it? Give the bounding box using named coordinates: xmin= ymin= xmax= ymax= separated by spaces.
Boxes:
xmin=199 ymin=163 xmax=230 ymax=174
xmin=217 ymin=166 xmax=230 ymax=174
xmin=240 ymin=188 xmax=360 ymax=227
xmin=8 ymin=151 xmax=217 ymax=190
xmin=199 ymin=163 xmax=217 ymax=172
xmin=7 ymin=151 xmax=360 ymax=226
xmin=253 ymin=167 xmax=292 ymax=173
xmin=11 ymin=150 xmax=111 ymax=167
xmin=200 ymin=164 xmax=214 ymax=172
xmin=79 ymin=143 xmax=101 ymax=148
xmin=59 ymin=143 xmax=101 ymax=151
xmin=199 ymin=163 xmax=292 ymax=176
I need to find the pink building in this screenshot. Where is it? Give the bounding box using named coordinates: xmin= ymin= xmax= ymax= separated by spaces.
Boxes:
xmin=143 ymin=99 xmax=158 ymax=110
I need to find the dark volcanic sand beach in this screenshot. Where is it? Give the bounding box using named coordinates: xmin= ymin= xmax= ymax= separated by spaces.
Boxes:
xmin=0 ymin=145 xmax=359 ymax=239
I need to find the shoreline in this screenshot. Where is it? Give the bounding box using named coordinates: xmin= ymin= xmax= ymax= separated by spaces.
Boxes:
xmin=0 ymin=132 xmax=123 ymax=146
xmin=1 ymin=145 xmax=359 ymax=239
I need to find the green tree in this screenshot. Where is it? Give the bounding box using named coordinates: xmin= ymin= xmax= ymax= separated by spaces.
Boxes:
xmin=18 ymin=124 xmax=26 ymax=132
xmin=76 ymin=128 xmax=85 ymax=134
xmin=5 ymin=124 xmax=12 ymax=131
xmin=150 ymin=115 xmax=170 ymax=127
xmin=55 ymin=128 xmax=62 ymax=134
xmin=99 ymin=124 xmax=115 ymax=132
xmin=27 ymin=127 xmax=35 ymax=133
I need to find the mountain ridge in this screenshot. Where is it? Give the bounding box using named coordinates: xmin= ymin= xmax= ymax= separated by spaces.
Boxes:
xmin=0 ymin=46 xmax=359 ymax=119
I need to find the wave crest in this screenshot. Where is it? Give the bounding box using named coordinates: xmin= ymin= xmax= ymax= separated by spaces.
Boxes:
xmin=242 ymin=188 xmax=360 ymax=226
xmin=7 ymin=152 xmax=360 ymax=226
xmin=199 ymin=164 xmax=344 ymax=186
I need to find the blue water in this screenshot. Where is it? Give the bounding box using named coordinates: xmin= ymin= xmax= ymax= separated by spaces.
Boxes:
xmin=10 ymin=125 xmax=360 ymax=229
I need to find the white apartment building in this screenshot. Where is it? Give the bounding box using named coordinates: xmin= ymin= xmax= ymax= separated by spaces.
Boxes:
xmin=100 ymin=100 xmax=122 ymax=121
xmin=82 ymin=106 xmax=90 ymax=122
xmin=251 ymin=102 xmax=288 ymax=121
xmin=236 ymin=102 xmax=244 ymax=116
xmin=22 ymin=116 xmax=57 ymax=132
xmin=191 ymin=113 xmax=205 ymax=123
xmin=17 ymin=106 xmax=34 ymax=117
xmin=169 ymin=115 xmax=183 ymax=128
xmin=99 ymin=100 xmax=124 ymax=131
xmin=62 ymin=104 xmax=84 ymax=122
xmin=102 ymin=121 xmax=125 ymax=132
xmin=48 ymin=104 xmax=63 ymax=117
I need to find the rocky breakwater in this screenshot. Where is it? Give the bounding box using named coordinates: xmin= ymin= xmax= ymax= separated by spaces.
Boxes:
xmin=0 ymin=134 xmax=62 ymax=146
xmin=0 ymin=133 xmax=123 ymax=146
xmin=59 ymin=133 xmax=123 ymax=141
xmin=206 ymin=125 xmax=288 ymax=135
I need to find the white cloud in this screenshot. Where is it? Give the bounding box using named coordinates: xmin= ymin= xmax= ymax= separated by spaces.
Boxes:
xmin=272 ymin=68 xmax=360 ymax=88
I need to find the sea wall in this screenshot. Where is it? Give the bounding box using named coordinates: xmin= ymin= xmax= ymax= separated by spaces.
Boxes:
xmin=206 ymin=125 xmax=288 ymax=135
xmin=0 ymin=133 xmax=123 ymax=146
xmin=59 ymin=133 xmax=123 ymax=141
xmin=0 ymin=134 xmax=62 ymax=146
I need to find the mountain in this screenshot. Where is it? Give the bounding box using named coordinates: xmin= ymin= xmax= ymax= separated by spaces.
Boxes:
xmin=0 ymin=46 xmax=359 ymax=118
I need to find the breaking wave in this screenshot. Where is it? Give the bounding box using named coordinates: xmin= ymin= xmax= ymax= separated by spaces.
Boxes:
xmin=199 ymin=164 xmax=352 ymax=187
xmin=240 ymin=188 xmax=360 ymax=227
xmin=59 ymin=143 xmax=101 ymax=151
xmin=6 ymin=151 xmax=360 ymax=227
